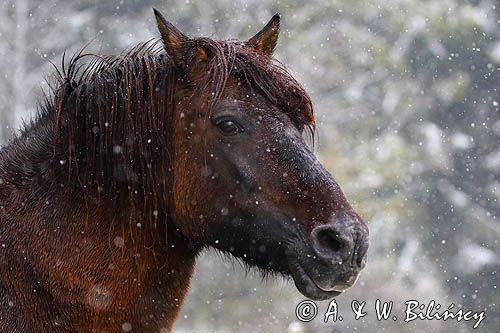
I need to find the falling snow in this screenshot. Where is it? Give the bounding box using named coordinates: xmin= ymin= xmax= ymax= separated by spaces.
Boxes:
xmin=0 ymin=0 xmax=497 ymax=332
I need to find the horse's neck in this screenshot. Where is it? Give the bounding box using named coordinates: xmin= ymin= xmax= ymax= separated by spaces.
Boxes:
xmin=0 ymin=136 xmax=198 ymax=332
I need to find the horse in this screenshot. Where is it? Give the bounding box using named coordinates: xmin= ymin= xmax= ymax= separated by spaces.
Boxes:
xmin=0 ymin=9 xmax=369 ymax=332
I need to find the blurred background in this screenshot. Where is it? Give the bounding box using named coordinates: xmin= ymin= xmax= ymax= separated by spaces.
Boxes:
xmin=0 ymin=0 xmax=498 ymax=331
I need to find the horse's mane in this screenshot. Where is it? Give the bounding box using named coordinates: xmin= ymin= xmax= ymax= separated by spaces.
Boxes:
xmin=20 ymin=37 xmax=315 ymax=229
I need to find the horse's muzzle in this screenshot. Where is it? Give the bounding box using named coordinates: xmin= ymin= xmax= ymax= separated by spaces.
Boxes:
xmin=287 ymin=215 xmax=369 ymax=300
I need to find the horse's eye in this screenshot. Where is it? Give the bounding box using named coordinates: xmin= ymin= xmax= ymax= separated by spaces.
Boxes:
xmin=214 ymin=118 xmax=244 ymax=136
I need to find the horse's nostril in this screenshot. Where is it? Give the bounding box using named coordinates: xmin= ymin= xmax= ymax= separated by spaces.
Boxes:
xmin=317 ymin=229 xmax=344 ymax=253
xmin=312 ymin=225 xmax=353 ymax=260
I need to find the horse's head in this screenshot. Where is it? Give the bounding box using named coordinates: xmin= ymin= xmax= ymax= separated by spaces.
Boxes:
xmin=155 ymin=10 xmax=369 ymax=300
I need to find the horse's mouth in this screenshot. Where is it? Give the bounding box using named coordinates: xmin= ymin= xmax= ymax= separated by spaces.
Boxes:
xmin=288 ymin=262 xmax=344 ymax=300
xmin=206 ymin=213 xmax=366 ymax=301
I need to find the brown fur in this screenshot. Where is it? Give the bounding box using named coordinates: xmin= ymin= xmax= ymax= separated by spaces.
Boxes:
xmin=0 ymin=29 xmax=313 ymax=333
xmin=0 ymin=11 xmax=368 ymax=332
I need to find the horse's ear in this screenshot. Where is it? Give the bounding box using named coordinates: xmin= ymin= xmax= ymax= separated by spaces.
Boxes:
xmin=153 ymin=8 xmax=189 ymax=64
xmin=247 ymin=13 xmax=281 ymax=56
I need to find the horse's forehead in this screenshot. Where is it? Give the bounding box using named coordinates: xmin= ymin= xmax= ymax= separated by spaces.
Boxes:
xmin=216 ymin=79 xmax=278 ymax=114
xmin=224 ymin=75 xmax=273 ymax=101
xmin=213 ymin=97 xmax=273 ymax=121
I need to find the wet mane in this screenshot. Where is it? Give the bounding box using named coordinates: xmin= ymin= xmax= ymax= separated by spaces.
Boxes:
xmin=29 ymin=37 xmax=314 ymax=226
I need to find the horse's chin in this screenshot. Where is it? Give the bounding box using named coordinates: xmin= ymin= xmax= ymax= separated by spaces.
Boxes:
xmin=287 ymin=263 xmax=343 ymax=301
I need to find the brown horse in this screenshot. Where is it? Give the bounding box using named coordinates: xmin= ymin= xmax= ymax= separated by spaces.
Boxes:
xmin=0 ymin=9 xmax=369 ymax=332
